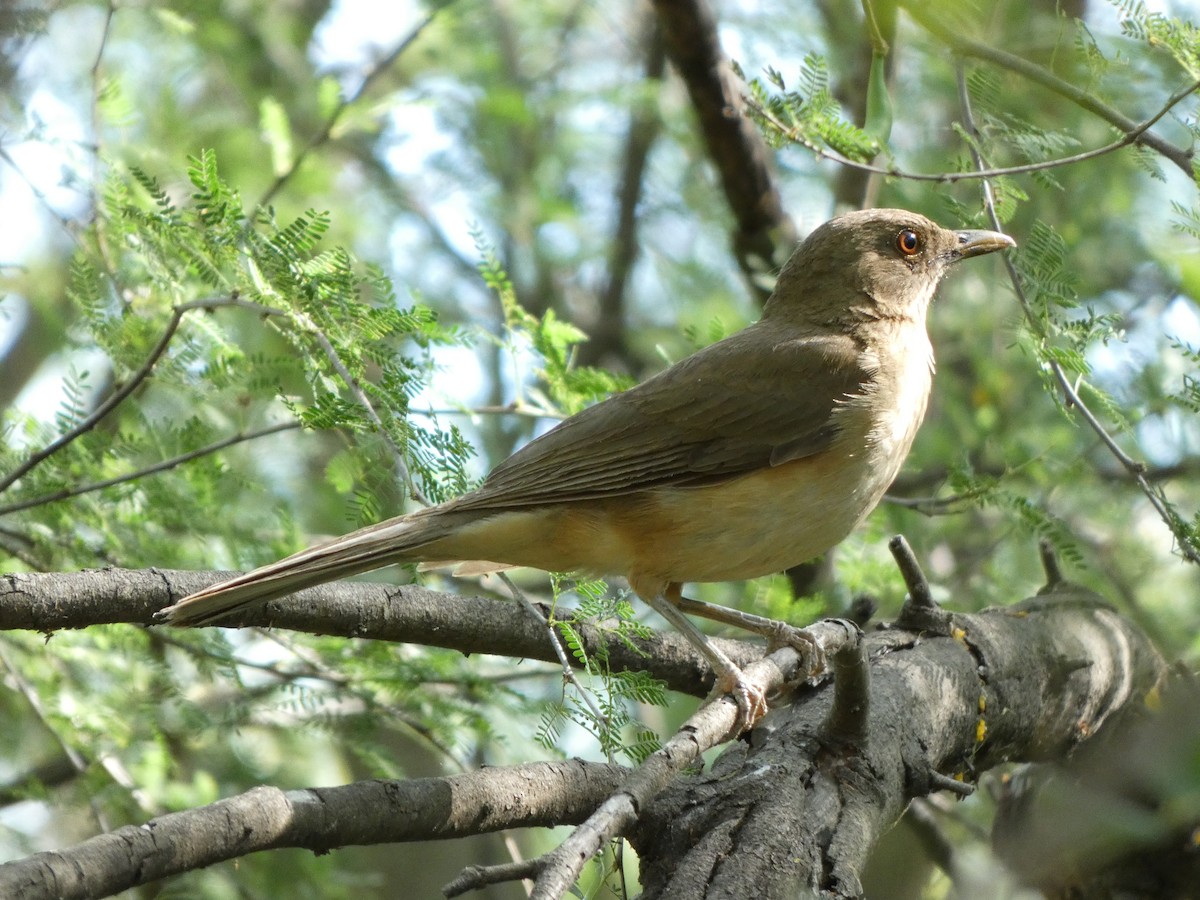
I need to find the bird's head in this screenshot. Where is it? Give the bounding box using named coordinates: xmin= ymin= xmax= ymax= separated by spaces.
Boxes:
xmin=766 ymin=208 xmax=1015 ymax=327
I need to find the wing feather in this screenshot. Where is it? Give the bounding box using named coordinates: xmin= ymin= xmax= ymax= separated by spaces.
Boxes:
xmin=452 ymin=323 xmax=870 ymax=511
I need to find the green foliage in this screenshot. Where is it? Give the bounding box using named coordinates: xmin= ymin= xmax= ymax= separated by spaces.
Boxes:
xmin=739 ymin=55 xmax=881 ymax=161
xmin=537 ymin=577 xmax=665 ymax=765
xmin=1115 ymin=0 xmax=1200 ymax=76
xmin=475 ymin=231 xmax=633 ymax=414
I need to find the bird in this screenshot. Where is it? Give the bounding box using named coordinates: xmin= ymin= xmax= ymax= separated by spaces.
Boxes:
xmin=159 ymin=208 xmax=1014 ymax=725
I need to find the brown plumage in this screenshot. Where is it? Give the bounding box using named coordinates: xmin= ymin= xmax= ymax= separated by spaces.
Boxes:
xmin=159 ymin=208 xmax=1014 ymax=724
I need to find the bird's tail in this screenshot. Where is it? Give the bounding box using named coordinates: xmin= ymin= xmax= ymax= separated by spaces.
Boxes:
xmin=158 ymin=511 xmax=449 ymax=626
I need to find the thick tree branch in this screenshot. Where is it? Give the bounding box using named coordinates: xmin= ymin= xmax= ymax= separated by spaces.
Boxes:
xmin=0 ymin=760 xmax=626 ymax=900
xmin=633 ymin=585 xmax=1166 ymax=898
xmin=0 ymin=575 xmax=1164 ymax=899
xmin=0 ymin=568 xmax=762 ymax=696
xmin=650 ymin=0 xmax=797 ymax=296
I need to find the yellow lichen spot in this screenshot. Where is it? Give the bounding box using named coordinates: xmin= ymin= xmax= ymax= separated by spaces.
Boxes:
xmin=952 ymin=626 xmax=968 ymax=644
xmin=978 ymin=694 xmax=987 ymax=713
xmin=976 ymin=718 xmax=988 ymax=743
xmin=1145 ymin=684 xmax=1162 ymax=711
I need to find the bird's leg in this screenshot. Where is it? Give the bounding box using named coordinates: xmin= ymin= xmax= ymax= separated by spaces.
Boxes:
xmin=673 ymin=593 xmax=826 ymax=677
xmin=643 ymin=583 xmax=768 ymax=730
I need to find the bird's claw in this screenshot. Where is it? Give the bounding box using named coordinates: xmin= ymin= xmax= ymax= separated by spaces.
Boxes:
xmin=713 ymin=666 xmax=769 ymax=733
xmin=766 ymin=622 xmax=826 ymax=678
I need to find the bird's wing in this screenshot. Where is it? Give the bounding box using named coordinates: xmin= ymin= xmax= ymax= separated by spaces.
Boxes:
xmin=451 ymin=324 xmax=873 ymax=512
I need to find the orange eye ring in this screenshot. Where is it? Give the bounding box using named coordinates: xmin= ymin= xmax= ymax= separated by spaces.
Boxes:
xmin=897 ymin=229 xmax=922 ymax=256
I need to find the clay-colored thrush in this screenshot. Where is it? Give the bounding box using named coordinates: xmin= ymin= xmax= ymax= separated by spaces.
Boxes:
xmin=160 ymin=208 xmax=1014 ymax=720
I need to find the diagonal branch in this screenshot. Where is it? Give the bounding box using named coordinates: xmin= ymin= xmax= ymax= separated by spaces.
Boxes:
xmin=256 ymin=12 xmax=439 ymax=209
xmin=0 ymin=422 xmax=300 ymax=517
xmin=903 ymin=1 xmax=1196 ymax=175
xmin=745 ymin=74 xmax=1200 ymax=184
xmin=0 ymin=296 xmax=283 ymax=497
xmin=954 ymin=66 xmax=1200 ymax=565
xmin=650 ymin=0 xmax=797 ymax=298
xmin=447 ymin=619 xmax=859 ymax=899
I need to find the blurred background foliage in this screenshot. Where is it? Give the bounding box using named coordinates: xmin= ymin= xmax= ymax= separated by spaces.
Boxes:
xmin=2 ymin=0 xmax=1199 ymax=896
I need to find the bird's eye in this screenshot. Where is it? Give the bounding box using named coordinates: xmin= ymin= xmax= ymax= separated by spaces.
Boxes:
xmin=896 ymin=229 xmax=922 ymax=256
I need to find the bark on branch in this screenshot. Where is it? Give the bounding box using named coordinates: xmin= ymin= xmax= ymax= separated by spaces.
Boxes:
xmin=0 ymin=567 xmax=760 ymax=696
xmin=0 ymin=567 xmax=1166 ymax=899
xmin=631 ymin=585 xmax=1166 ymax=898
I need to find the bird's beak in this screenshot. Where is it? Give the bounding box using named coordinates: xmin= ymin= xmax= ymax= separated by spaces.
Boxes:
xmin=954 ymin=229 xmax=1016 ymax=259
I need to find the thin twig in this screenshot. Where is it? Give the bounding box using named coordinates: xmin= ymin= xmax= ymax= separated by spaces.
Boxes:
xmin=306 ymin=328 xmax=431 ymax=506
xmin=955 ymin=65 xmax=1200 ymax=565
xmin=0 ymin=422 xmax=300 ymax=517
xmin=905 ymin=1 xmax=1196 ymax=175
xmin=0 ymin=646 xmax=104 ymax=829
xmin=256 ymin=13 xmax=438 ymax=209
xmin=0 ymin=296 xmax=283 ymax=496
xmin=885 ymin=489 xmax=986 ymax=516
xmin=409 ymin=403 xmax=566 ymax=421
xmin=0 ymin=147 xmax=81 ymax=238
xmin=498 ymin=573 xmax=614 ymax=743
xmin=87 ymin=2 xmax=118 ymax=274
xmin=745 ymin=75 xmax=1200 ymax=184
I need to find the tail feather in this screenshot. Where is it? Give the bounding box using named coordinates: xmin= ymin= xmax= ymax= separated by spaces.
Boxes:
xmin=159 ymin=515 xmax=437 ymax=626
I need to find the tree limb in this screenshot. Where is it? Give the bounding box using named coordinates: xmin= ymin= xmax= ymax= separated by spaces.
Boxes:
xmin=650 ymin=0 xmax=798 ymax=296
xmin=632 ymin=585 xmax=1166 ymax=898
xmin=0 ymin=760 xmax=626 ymax=900
xmin=0 ymin=574 xmax=1165 ymax=899
xmin=0 ymin=567 xmax=761 ymax=696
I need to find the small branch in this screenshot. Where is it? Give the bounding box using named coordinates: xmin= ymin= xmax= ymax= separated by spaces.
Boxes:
xmin=954 ymin=65 xmax=1200 ymax=565
xmin=745 ymin=73 xmax=1200 ymax=184
xmin=444 ymin=860 xmax=540 ymax=897
xmin=0 ymin=296 xmax=282 ymax=497
xmin=891 ymin=536 xmax=954 ymax=635
xmin=0 ymin=422 xmax=300 ymax=517
xmin=0 ymin=755 xmax=78 ymax=808
xmin=86 ymin=2 xmax=118 ymax=274
xmin=1038 ymin=538 xmax=1065 ymax=591
xmin=889 ymin=535 xmax=934 ymax=610
xmin=410 ymin=402 xmax=566 ymax=421
xmin=499 ymin=573 xmax=614 ymax=746
xmin=256 ymin=13 xmax=438 ymax=209
xmin=305 ymin=327 xmax=430 ymax=506
xmin=904 ymin=1 xmax=1196 ymax=175
xmin=886 ymin=490 xmax=978 ymax=516
xmin=0 ymin=147 xmax=82 ymax=242
xmin=926 ymin=770 xmax=974 ymax=798
xmin=823 ymin=622 xmax=868 ymax=746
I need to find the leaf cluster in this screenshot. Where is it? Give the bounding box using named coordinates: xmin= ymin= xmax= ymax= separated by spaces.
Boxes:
xmin=739 ymin=55 xmax=881 ymax=162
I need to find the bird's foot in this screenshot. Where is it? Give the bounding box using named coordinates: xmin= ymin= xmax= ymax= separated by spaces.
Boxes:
xmin=712 ymin=664 xmax=769 ymax=733
xmin=766 ymin=622 xmax=827 ymax=679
